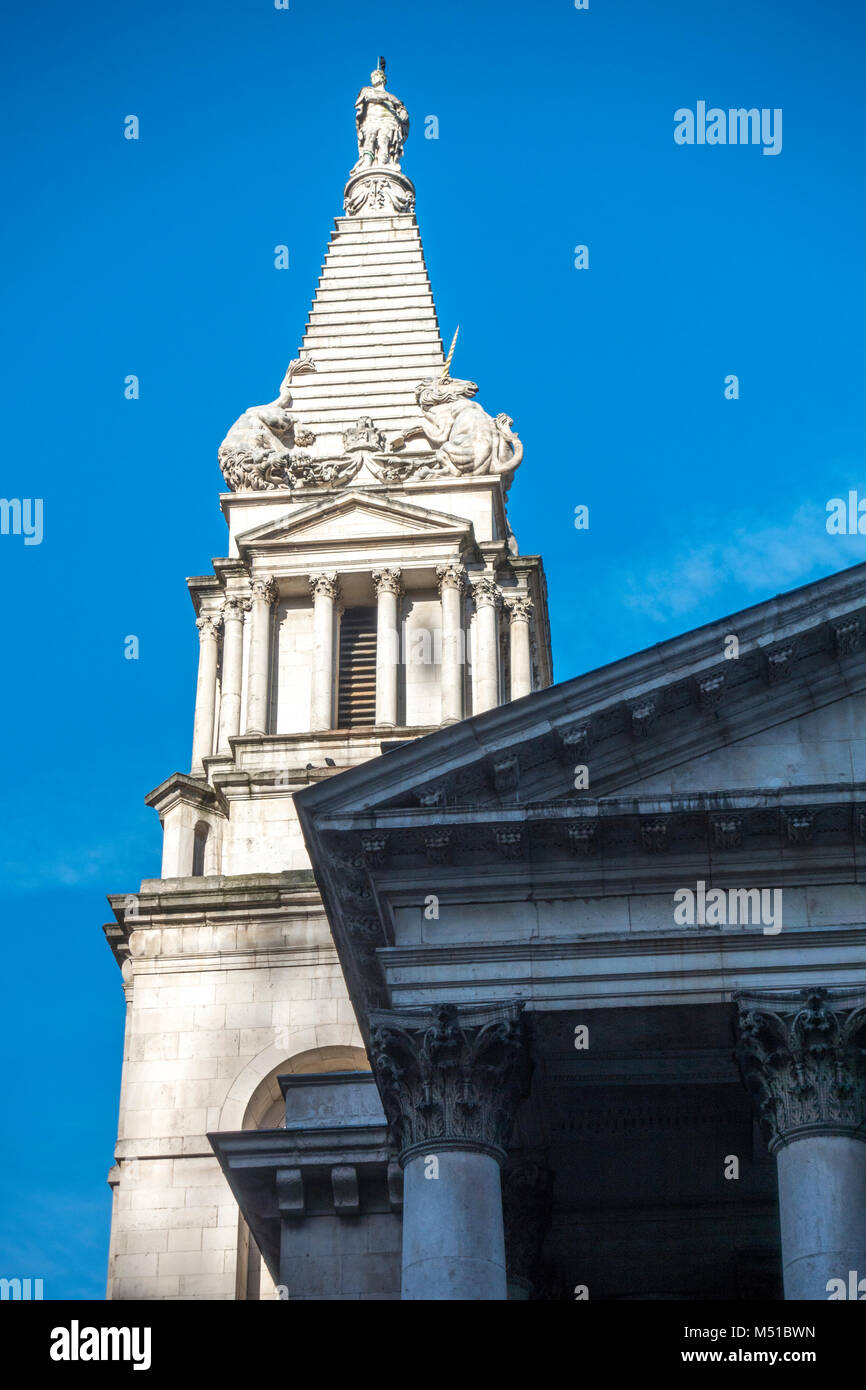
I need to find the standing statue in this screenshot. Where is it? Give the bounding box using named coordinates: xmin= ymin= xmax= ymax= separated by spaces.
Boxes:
xmin=353 ymin=58 xmax=409 ymax=170
xmin=218 ymin=356 xmax=316 ymax=491
xmin=390 ymin=378 xmax=524 ymax=479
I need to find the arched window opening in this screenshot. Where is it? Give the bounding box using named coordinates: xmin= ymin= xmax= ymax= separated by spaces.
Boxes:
xmin=192 ymin=821 xmax=209 ymax=877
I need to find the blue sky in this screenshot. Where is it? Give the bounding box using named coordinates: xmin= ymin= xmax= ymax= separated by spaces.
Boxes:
xmin=1 ymin=0 xmax=864 ymax=1298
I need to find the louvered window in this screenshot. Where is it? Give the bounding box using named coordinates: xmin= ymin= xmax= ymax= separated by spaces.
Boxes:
xmin=337 ymin=607 xmax=377 ymax=727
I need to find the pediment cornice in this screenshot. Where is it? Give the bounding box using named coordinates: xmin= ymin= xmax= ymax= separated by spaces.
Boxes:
xmin=295 ymin=563 xmax=866 ymax=825
xmin=234 ymin=488 xmax=476 ymax=559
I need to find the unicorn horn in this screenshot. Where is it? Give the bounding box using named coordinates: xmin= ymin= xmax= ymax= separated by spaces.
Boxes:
xmin=440 ymin=325 xmax=460 ymax=381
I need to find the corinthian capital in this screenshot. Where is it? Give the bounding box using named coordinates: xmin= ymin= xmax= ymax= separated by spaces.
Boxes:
xmin=368 ymin=1001 xmax=530 ymax=1164
xmin=435 ymin=563 xmax=466 ymax=597
xmin=221 ymin=595 xmax=246 ymax=623
xmin=507 ymin=597 xmax=533 ymax=623
xmin=308 ymin=571 xmax=341 ymax=602
xmin=735 ymin=987 xmax=866 ymax=1152
xmin=250 ymin=575 xmax=278 ymax=606
xmin=371 ymin=567 xmax=403 ymax=598
xmin=471 ymin=577 xmax=502 ymax=611
xmin=196 ymin=613 xmax=222 ymax=641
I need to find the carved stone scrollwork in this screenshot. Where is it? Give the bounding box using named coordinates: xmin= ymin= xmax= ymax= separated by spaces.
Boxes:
xmin=196 ymin=614 xmax=222 ymax=641
xmin=368 ymin=1001 xmax=531 ymax=1163
xmin=343 ymin=915 xmax=382 ymax=944
xmin=416 ymin=783 xmax=445 ymax=809
xmin=371 ymin=568 xmax=403 ymax=598
xmin=344 ymin=170 xmax=416 ymax=217
xmin=221 ymin=595 xmax=247 ymax=623
xmin=471 ymin=577 xmax=502 ymax=611
xmin=697 ymin=671 xmax=726 ymax=712
xmin=308 ymin=572 xmax=341 ymax=603
xmin=339 ymin=875 xmax=375 ymax=912
xmin=507 ymin=597 xmax=533 ymax=624
xmin=435 ymin=563 xmax=466 ymax=597
xmin=343 ymin=416 xmax=387 ymax=453
xmin=286 ymin=454 xmax=362 ymax=488
xmin=735 ymin=988 xmax=866 ymax=1151
xmin=785 ymin=810 xmax=814 ymax=845
xmin=832 ymin=617 xmax=861 ymax=658
xmin=766 ymin=644 xmax=794 ymax=684
xmin=423 ymin=828 xmax=452 ymax=865
xmin=554 ymin=722 xmax=590 ymax=764
xmin=640 ymin=819 xmax=668 ymax=852
xmin=250 ymin=576 xmax=278 ymax=606
xmin=493 ymin=826 xmax=524 ymax=860
xmin=492 ymin=755 xmax=520 ymax=796
xmin=712 ymin=815 xmax=743 ymax=850
xmin=566 ymin=820 xmax=598 ymax=856
xmin=629 ymin=696 xmax=657 ymax=738
xmin=361 ymin=833 xmax=389 ymax=869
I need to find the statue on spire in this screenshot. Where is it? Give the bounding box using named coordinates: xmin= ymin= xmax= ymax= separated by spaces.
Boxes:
xmin=353 ymin=57 xmax=409 ymax=171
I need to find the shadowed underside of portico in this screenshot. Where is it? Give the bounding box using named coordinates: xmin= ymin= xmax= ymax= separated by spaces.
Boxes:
xmin=523 ymin=1004 xmax=781 ymax=1301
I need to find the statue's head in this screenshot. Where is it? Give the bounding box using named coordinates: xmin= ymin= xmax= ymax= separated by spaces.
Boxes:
xmin=370 ymin=68 xmax=386 ymax=88
xmin=416 ymin=377 xmax=478 ymax=408
xmin=278 ymin=355 xmax=317 ymax=400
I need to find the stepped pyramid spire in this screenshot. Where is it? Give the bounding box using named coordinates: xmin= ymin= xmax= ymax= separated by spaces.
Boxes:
xmin=103 ymin=62 xmax=552 ymax=1304
xmin=218 ymin=62 xmax=523 ymax=493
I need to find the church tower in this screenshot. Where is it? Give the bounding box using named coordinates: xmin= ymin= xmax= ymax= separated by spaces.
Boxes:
xmin=103 ymin=60 xmax=552 ymax=1301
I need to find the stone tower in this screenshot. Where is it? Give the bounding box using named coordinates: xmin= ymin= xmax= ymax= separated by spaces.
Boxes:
xmin=103 ymin=60 xmax=552 ymax=1301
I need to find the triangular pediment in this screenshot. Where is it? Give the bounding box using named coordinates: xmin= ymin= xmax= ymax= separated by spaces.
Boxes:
xmin=235 ymin=490 xmax=474 ymax=557
xmin=296 ymin=561 xmax=866 ymax=822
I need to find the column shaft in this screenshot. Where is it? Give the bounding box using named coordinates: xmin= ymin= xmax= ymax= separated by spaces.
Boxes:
xmin=309 ymin=573 xmax=339 ymax=732
xmin=373 ymin=569 xmax=401 ymax=727
xmin=437 ymin=565 xmax=464 ymax=725
xmin=191 ymin=614 xmax=221 ymax=774
xmin=217 ymin=597 xmax=245 ymax=753
xmin=777 ymin=1136 xmax=866 ymax=1299
xmin=245 ymin=577 xmax=277 ymax=736
xmin=508 ymin=599 xmax=533 ymax=700
xmin=473 ymin=580 xmax=501 ymax=714
xmin=401 ymin=1151 xmax=506 ymax=1300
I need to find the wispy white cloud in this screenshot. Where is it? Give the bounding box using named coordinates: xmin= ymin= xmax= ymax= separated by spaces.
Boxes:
xmin=621 ymin=499 xmax=866 ymax=623
xmin=1 ymin=832 xmax=158 ymax=897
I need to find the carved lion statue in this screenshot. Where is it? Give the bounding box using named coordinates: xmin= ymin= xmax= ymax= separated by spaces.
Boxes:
xmin=390 ymin=377 xmax=523 ymax=478
xmin=218 ymin=356 xmax=316 ymax=491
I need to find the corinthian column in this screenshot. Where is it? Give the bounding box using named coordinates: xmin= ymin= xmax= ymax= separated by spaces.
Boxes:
xmin=372 ymin=568 xmax=402 ymax=728
xmin=245 ymin=576 xmax=277 ymax=736
xmin=309 ymin=572 xmax=340 ymax=732
xmin=217 ymin=595 xmax=246 ymax=753
xmin=436 ymin=564 xmax=465 ymax=725
xmin=471 ymin=578 xmax=502 ymax=715
xmin=736 ymin=987 xmax=866 ymax=1300
xmin=369 ymin=1001 xmax=530 ymax=1301
xmin=507 ymin=597 xmax=533 ymax=701
xmin=191 ymin=613 xmax=221 ymax=775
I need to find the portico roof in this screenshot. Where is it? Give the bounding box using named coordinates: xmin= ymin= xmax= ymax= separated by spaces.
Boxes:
xmin=295 ymin=561 xmax=866 ymax=1032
